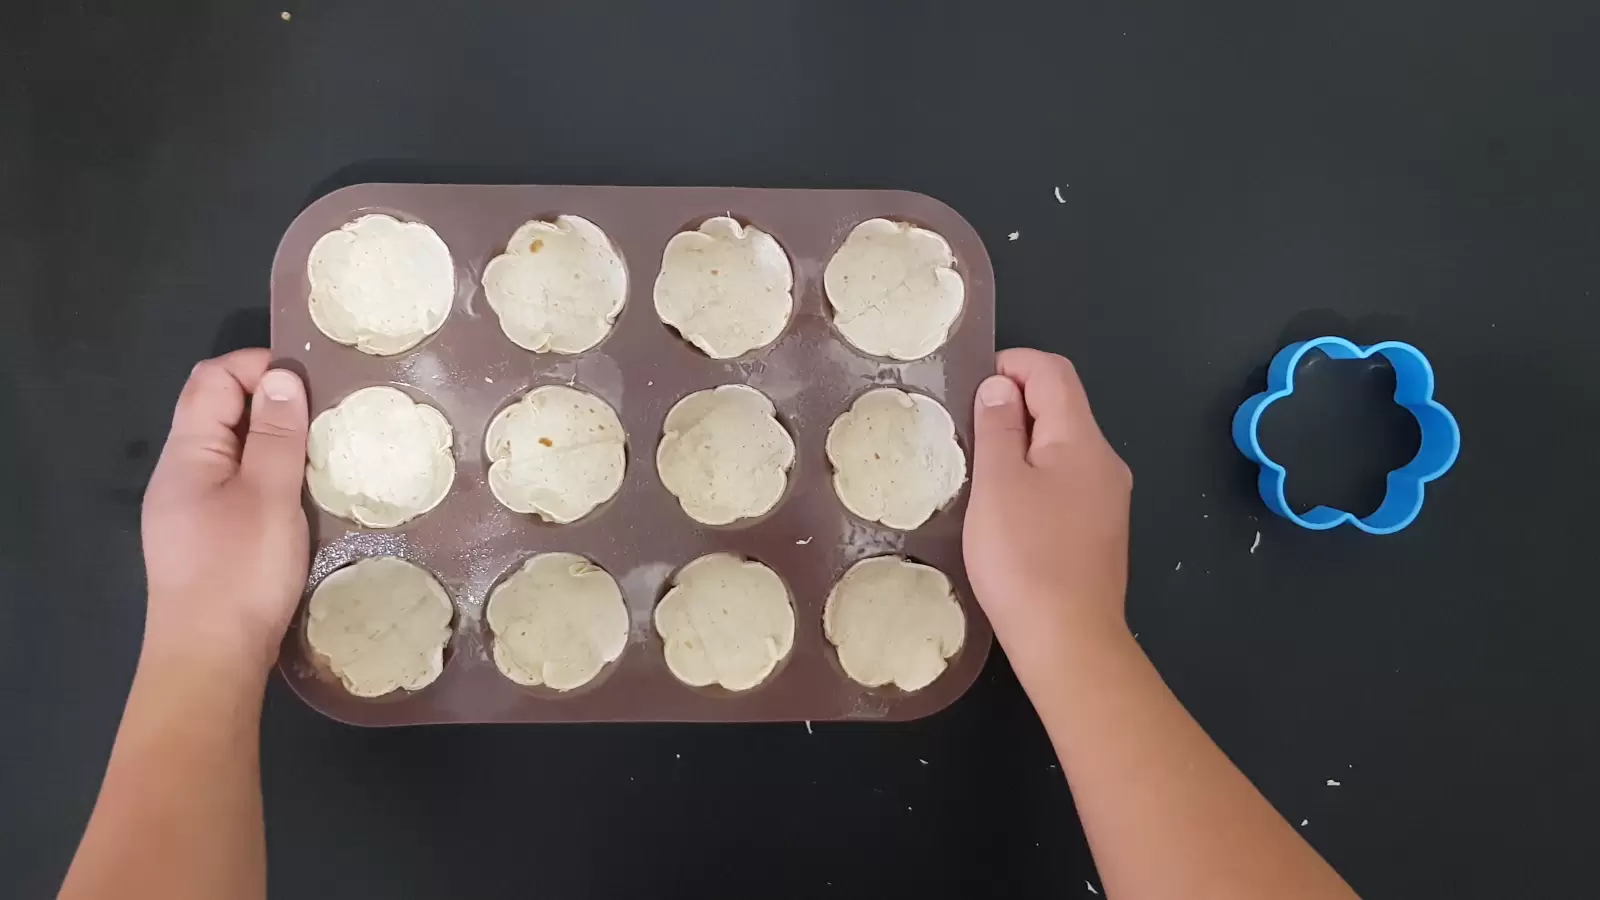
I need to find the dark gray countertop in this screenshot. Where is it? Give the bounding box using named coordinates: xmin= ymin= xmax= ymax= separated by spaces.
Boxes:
xmin=4 ymin=2 xmax=1597 ymax=897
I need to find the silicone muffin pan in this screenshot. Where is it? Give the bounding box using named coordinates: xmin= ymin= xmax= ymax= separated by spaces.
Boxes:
xmin=270 ymin=183 xmax=995 ymax=724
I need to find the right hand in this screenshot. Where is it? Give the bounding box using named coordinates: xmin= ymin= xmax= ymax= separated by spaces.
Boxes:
xmin=963 ymin=349 xmax=1133 ymax=655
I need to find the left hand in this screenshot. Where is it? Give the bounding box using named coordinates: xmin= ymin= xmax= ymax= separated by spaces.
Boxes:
xmin=140 ymin=349 xmax=310 ymax=681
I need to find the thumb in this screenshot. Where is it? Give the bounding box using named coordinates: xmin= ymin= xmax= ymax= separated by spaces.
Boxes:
xmin=972 ymin=375 xmax=1029 ymax=480
xmin=240 ymin=368 xmax=309 ymax=496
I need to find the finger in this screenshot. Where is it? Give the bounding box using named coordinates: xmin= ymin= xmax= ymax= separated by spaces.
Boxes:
xmin=240 ymin=368 xmax=309 ymax=497
xmin=972 ymin=374 xmax=1029 ymax=479
xmin=996 ymin=348 xmax=1103 ymax=460
xmin=158 ymin=349 xmax=273 ymax=484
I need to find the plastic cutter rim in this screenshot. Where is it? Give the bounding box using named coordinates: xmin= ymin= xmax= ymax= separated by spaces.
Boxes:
xmin=1231 ymin=336 xmax=1460 ymax=535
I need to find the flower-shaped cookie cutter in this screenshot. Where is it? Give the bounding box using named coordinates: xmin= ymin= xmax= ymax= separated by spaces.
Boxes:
xmin=1232 ymin=337 xmax=1460 ymax=534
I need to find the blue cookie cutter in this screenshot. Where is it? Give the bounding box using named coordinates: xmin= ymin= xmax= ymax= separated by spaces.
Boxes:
xmin=1232 ymin=336 xmax=1460 ymax=534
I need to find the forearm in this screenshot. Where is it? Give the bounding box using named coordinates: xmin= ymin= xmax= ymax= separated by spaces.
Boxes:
xmin=1006 ymin=613 xmax=1358 ymax=900
xmin=60 ymin=647 xmax=269 ymax=900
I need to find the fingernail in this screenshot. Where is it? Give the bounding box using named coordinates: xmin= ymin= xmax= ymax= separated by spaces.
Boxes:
xmin=978 ymin=375 xmax=1018 ymax=407
xmin=259 ymin=369 xmax=300 ymax=402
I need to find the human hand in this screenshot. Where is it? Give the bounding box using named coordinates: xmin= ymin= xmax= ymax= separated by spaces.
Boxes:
xmin=140 ymin=349 xmax=310 ymax=683
xmin=963 ymin=349 xmax=1133 ymax=657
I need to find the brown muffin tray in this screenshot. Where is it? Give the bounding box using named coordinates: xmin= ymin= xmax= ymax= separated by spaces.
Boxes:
xmin=270 ymin=183 xmax=995 ymax=724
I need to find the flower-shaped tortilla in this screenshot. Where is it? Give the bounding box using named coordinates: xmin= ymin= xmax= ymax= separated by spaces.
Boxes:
xmin=824 ymin=556 xmax=965 ymax=692
xmin=486 ymin=553 xmax=629 ymax=691
xmin=306 ymin=386 xmax=455 ymax=528
xmin=654 ymin=553 xmax=794 ymax=691
xmin=653 ymin=217 xmax=793 ymax=358
xmin=824 ymin=218 xmax=964 ymax=361
xmin=307 ymin=214 xmax=454 ymax=356
xmin=482 ymin=216 xmax=627 ymax=354
xmin=656 ymin=385 xmax=795 ymax=525
xmin=485 ymin=385 xmax=626 ymax=524
xmin=825 ymin=388 xmax=967 ymax=530
xmin=306 ymin=556 xmax=454 ymax=698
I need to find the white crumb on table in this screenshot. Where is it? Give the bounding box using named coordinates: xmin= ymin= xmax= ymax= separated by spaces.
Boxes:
xmin=280 ymin=10 xmax=291 ymax=21
xmin=1326 ymin=779 xmax=1341 ymax=786
xmin=484 ymin=376 xmax=493 ymax=384
xmin=1249 ymin=531 xmax=1261 ymax=554
xmin=1086 ymin=881 xmax=1098 ymax=894
xmin=918 ymin=758 xmax=928 ymax=765
xmin=1175 ymin=561 xmax=1182 ymax=571
xmin=804 ymin=720 xmax=813 ymax=734
xmin=1007 ymin=231 xmax=1020 ymax=241
xmin=796 ymin=537 xmax=812 ymax=545
xmin=303 ymin=341 xmax=310 ymax=352
xmin=1054 ymin=186 xmax=1067 ymax=203
xmin=1301 ymin=819 xmax=1309 ymax=827
xmin=675 ymin=753 xmax=681 ymax=759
